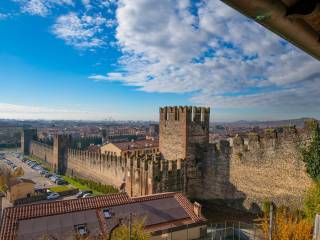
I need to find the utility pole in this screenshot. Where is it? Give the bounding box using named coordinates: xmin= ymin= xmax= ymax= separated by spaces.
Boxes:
xmin=129 ymin=213 xmax=132 ymax=240
xmin=0 ymin=192 xmax=5 ymax=228
xmin=269 ymin=204 xmax=273 ymax=240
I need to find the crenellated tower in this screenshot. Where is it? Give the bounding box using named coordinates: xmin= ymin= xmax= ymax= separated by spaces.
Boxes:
xmin=21 ymin=128 xmax=38 ymax=155
xmin=53 ymin=134 xmax=72 ymax=174
xmin=159 ymin=106 xmax=210 ymax=196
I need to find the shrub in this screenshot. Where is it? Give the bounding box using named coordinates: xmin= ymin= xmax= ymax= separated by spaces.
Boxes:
xmin=262 ymin=200 xmax=272 ymax=215
xmin=301 ymin=122 xmax=320 ymax=181
xmin=12 ymin=167 xmax=24 ymax=177
xmin=261 ymin=207 xmax=313 ymax=240
xmin=110 ymin=220 xmax=150 ymax=240
xmin=304 ymin=181 xmax=320 ymax=220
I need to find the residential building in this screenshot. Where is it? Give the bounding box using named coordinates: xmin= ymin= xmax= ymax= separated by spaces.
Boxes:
xmin=6 ymin=178 xmax=36 ymax=203
xmin=101 ymin=139 xmax=159 ymax=156
xmin=0 ymin=192 xmax=207 ymax=240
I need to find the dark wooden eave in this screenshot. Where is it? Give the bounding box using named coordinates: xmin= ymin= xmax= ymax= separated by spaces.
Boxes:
xmin=222 ymin=0 xmax=320 ymax=61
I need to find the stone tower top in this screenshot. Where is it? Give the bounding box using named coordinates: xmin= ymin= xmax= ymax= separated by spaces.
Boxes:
xmin=159 ymin=106 xmax=210 ymax=161
xmin=159 ymin=106 xmax=210 ymax=123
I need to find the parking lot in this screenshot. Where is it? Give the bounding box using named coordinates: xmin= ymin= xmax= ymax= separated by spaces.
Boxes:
xmin=0 ymin=150 xmax=84 ymax=209
xmin=0 ymin=151 xmax=57 ymax=189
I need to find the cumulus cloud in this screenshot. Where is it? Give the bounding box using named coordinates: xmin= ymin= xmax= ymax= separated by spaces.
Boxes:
xmin=89 ymin=0 xmax=320 ymax=114
xmin=8 ymin=0 xmax=320 ymax=118
xmin=51 ymin=12 xmax=107 ymax=48
xmin=14 ymin=0 xmax=74 ymax=16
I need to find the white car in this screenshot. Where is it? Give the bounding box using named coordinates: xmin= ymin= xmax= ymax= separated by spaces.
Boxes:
xmin=47 ymin=192 xmax=60 ymax=200
xmin=82 ymin=193 xmax=92 ymax=198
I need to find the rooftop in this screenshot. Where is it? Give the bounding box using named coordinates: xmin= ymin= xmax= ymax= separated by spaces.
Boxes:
xmin=8 ymin=178 xmax=35 ymax=188
xmin=0 ymin=192 xmax=206 ymax=240
xmin=110 ymin=139 xmax=159 ymax=151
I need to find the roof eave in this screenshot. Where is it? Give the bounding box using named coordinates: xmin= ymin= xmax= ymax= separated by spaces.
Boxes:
xmin=222 ymin=0 xmax=320 ymax=61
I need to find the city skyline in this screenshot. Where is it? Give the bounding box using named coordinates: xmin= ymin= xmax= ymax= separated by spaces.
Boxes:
xmin=1 ymin=0 xmax=320 ymax=121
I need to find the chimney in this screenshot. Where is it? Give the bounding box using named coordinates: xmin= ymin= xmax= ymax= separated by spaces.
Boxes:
xmin=193 ymin=202 xmax=202 ymax=217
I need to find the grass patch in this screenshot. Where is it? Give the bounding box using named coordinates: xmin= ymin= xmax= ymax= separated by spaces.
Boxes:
xmin=49 ymin=185 xmax=71 ymax=192
xmin=61 ymin=176 xmax=101 ymax=195
xmin=62 ymin=176 xmax=118 ymax=195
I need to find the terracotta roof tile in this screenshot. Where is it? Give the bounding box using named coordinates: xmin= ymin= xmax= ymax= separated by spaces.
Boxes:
xmin=112 ymin=139 xmax=159 ymax=151
xmin=0 ymin=192 xmax=206 ymax=240
xmin=8 ymin=178 xmax=35 ymax=188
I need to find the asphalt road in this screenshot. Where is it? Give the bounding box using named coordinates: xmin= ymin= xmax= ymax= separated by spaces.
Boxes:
xmin=0 ymin=150 xmax=77 ymax=210
xmin=1 ymin=151 xmax=56 ymax=189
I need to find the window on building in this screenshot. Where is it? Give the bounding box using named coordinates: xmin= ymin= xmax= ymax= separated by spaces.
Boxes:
xmin=75 ymin=224 xmax=88 ymax=237
xmin=103 ymin=208 xmax=112 ymax=219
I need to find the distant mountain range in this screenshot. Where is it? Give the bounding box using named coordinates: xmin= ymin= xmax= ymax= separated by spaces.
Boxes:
xmin=215 ymin=118 xmax=318 ymax=128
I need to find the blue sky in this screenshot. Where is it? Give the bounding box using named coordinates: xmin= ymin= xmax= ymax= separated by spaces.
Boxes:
xmin=0 ymin=0 xmax=320 ymax=121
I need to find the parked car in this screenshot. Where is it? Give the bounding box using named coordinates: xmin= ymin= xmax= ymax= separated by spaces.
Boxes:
xmin=82 ymin=193 xmax=92 ymax=198
xmin=35 ymin=165 xmax=42 ymax=170
xmin=28 ymin=162 xmax=36 ymax=167
xmin=40 ymin=170 xmax=47 ymax=175
xmin=47 ymin=192 xmax=60 ymax=200
xmin=50 ymin=175 xmax=60 ymax=182
xmin=44 ymin=172 xmax=53 ymax=178
xmin=31 ymin=164 xmax=39 ymax=169
xmin=76 ymin=190 xmax=93 ymax=198
xmin=55 ymin=179 xmax=68 ymax=185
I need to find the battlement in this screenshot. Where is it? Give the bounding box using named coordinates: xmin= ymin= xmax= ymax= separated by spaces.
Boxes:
xmin=231 ymin=121 xmax=316 ymax=150
xmin=31 ymin=140 xmax=53 ymax=150
xmin=127 ymin=152 xmax=184 ymax=172
xmin=67 ymin=148 xmax=127 ymax=168
xmin=159 ymin=106 xmax=210 ymax=123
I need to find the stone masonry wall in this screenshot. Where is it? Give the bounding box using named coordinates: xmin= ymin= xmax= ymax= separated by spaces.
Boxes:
xmin=67 ymin=149 xmax=186 ymax=197
xmin=200 ymin=125 xmax=313 ymax=210
xmin=159 ymin=107 xmax=188 ymax=161
xmin=66 ymin=149 xmax=127 ymax=188
xmin=29 ymin=141 xmax=54 ymax=165
xmin=127 ymin=155 xmax=186 ymax=197
xmin=159 ymin=106 xmax=209 ymax=197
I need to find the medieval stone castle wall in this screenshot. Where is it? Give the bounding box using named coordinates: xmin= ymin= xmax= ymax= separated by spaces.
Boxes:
xmin=29 ymin=141 xmax=54 ymax=164
xmin=201 ymin=124 xmax=313 ymax=209
xmin=159 ymin=106 xmax=209 ymax=197
xmin=21 ymin=107 xmax=314 ymax=210
xmin=66 ymin=149 xmax=127 ymax=188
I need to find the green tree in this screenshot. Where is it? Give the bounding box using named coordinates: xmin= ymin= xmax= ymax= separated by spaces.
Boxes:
xmin=304 ymin=181 xmax=320 ymax=220
xmin=301 ymin=121 xmax=320 ymax=180
xmin=110 ymin=220 xmax=150 ymax=240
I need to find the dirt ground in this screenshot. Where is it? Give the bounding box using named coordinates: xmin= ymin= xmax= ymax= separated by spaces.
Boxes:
xmin=198 ymin=199 xmax=258 ymax=223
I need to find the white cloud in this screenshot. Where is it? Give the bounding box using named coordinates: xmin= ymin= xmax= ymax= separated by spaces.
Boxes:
xmin=51 ymin=12 xmax=107 ymax=48
xmin=90 ymin=0 xmax=320 ymax=115
xmin=14 ymin=0 xmax=74 ymax=16
xmin=0 ymin=103 xmax=126 ymax=120
xmin=82 ymin=0 xmax=91 ymax=9
xmin=0 ymin=13 xmax=9 ymax=20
